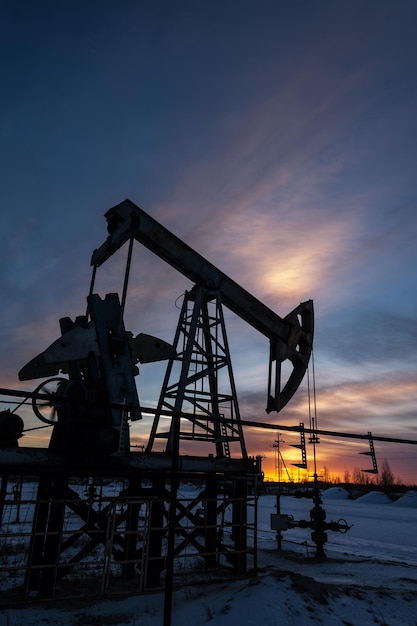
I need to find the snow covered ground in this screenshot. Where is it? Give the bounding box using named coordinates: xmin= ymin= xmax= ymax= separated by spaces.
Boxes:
xmin=2 ymin=487 xmax=417 ymax=625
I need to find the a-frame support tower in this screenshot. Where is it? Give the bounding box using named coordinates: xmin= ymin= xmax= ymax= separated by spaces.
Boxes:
xmin=147 ymin=285 xmax=247 ymax=459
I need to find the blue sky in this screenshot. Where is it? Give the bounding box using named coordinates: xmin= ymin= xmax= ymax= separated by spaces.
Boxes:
xmin=1 ymin=1 xmax=417 ymax=481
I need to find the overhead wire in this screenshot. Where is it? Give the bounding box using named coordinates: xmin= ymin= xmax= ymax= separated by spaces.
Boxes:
xmin=1 ymin=386 xmax=417 ymax=445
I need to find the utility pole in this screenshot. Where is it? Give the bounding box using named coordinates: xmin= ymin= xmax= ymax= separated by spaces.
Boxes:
xmin=272 ymin=435 xmax=284 ymax=549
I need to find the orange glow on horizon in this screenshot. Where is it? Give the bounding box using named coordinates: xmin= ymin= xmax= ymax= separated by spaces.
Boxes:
xmin=16 ymin=416 xmax=417 ymax=487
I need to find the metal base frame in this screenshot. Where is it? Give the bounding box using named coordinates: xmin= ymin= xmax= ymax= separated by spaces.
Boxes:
xmin=0 ymin=452 xmax=260 ymax=605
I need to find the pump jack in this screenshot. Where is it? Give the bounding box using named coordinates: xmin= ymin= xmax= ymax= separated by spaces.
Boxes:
xmin=1 ymin=199 xmax=314 ymax=601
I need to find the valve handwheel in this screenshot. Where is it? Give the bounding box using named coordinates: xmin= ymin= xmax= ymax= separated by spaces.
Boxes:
xmin=32 ymin=377 xmax=68 ymax=424
xmin=337 ymin=518 xmax=350 ymax=534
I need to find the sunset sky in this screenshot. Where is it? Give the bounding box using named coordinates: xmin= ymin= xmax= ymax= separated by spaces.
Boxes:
xmin=1 ymin=1 xmax=417 ymax=483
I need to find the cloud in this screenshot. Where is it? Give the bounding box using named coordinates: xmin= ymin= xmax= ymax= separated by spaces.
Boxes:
xmin=237 ymin=366 xmax=417 ymax=444
xmin=318 ymin=309 xmax=417 ymax=367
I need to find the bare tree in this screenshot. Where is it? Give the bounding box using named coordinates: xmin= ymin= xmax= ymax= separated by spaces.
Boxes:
xmin=379 ymin=459 xmax=395 ymax=488
xmin=352 ymin=466 xmax=374 ymax=486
